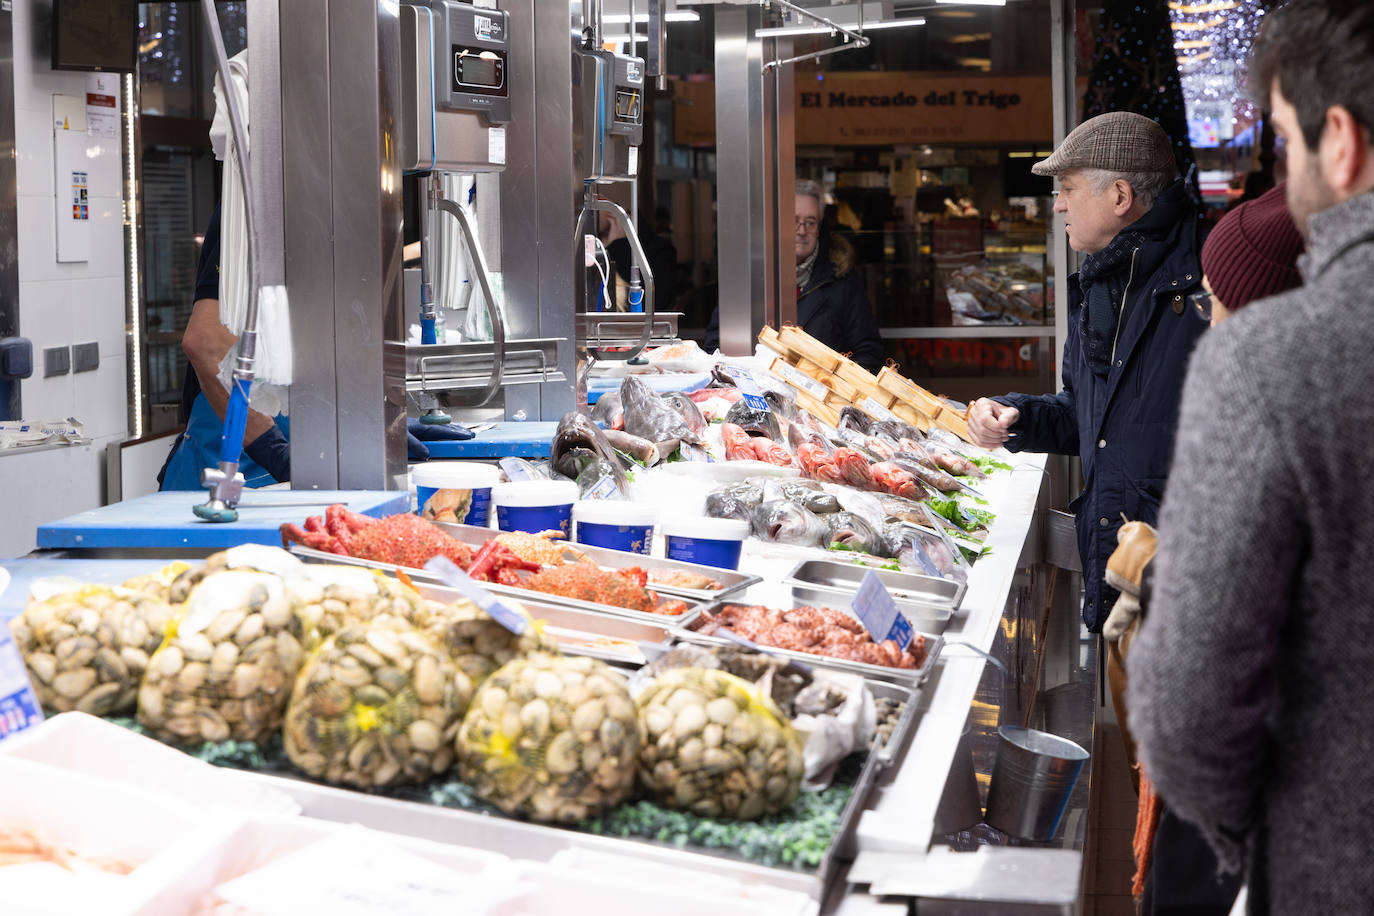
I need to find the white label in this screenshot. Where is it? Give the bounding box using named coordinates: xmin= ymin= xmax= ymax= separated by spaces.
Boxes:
xmin=861 ymin=397 xmax=898 ymax=422
xmin=774 ymin=362 xmax=827 ymax=400
xmin=850 ymin=570 xmax=914 ymax=650
xmin=626 ymin=61 xmax=643 ymax=84
xmin=0 ymin=629 xmax=44 ymax=743
xmin=733 ymin=368 xmax=771 ymax=413
xmin=474 ymin=15 xmax=495 ymax=40
xmin=681 ymin=442 xmax=714 ymax=463
xmin=499 ymin=456 xmax=538 ymax=481
xmin=586 ymin=475 xmax=623 ymax=500
xmin=488 ymin=126 xmax=506 ymax=165
xmin=424 ymin=557 xmax=528 ymax=635
xmin=627 ymin=145 xmax=638 ymax=176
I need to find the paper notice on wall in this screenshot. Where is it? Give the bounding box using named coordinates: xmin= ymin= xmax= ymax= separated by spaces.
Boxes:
xmin=85 ymin=73 xmax=119 ymax=138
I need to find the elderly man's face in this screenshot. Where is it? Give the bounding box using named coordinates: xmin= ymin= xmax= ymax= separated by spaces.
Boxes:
xmin=795 ymin=193 xmax=821 ymax=263
xmin=1053 ymin=169 xmax=1133 ymax=255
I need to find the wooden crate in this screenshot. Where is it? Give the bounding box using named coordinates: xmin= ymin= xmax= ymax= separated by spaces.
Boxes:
xmin=768 ymin=357 xmax=829 ymax=402
xmin=778 ymin=326 xmax=842 ymax=372
xmin=794 ymin=390 xmax=840 ymax=427
xmin=876 ymin=366 xmax=945 ymax=419
xmin=820 ymin=373 xmax=864 ymax=405
xmin=934 ymin=409 xmax=972 ymax=442
xmin=890 ymin=401 xmax=934 ymax=433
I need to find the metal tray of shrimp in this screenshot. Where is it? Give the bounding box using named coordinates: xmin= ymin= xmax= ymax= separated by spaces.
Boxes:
xmin=431 ymin=520 xmax=763 ymax=600
xmin=674 ymin=604 xmax=944 ymax=687
xmin=286 ymin=543 xmax=709 ymax=627
xmin=782 ymin=558 xmax=966 ymax=611
xmin=409 ymin=582 xmax=674 ymax=666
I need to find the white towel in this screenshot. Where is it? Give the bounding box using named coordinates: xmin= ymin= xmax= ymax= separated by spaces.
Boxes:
xmin=210 ymin=49 xmax=292 ymax=417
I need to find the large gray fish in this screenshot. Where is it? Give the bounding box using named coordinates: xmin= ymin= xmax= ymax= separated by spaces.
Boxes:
xmin=750 ymin=499 xmax=828 ymax=547
xmin=725 ymin=398 xmax=782 ymax=442
xmin=589 ymin=392 xmax=624 ymax=431
xmin=825 ymin=511 xmax=889 ymax=557
xmin=663 ymin=391 xmax=708 ymax=440
xmin=620 ymin=375 xmax=703 ymax=444
xmin=762 ymin=478 xmax=841 ymax=515
xmin=551 ymin=412 xmax=628 ymax=490
xmin=705 ymin=481 xmax=765 ymax=522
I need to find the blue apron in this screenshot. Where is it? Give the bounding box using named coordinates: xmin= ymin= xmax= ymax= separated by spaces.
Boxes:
xmin=159 ymin=392 xmax=290 ymax=491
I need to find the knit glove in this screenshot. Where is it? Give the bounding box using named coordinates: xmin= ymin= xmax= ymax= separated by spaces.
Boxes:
xmin=405 ymin=418 xmax=475 ymax=461
xmin=1103 ymin=520 xmax=1157 ymax=641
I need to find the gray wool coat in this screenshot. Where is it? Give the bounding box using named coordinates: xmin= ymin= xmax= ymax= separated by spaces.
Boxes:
xmin=1128 ymin=188 xmax=1374 ymax=914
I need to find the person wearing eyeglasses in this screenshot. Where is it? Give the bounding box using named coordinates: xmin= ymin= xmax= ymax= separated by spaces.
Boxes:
xmin=703 ymin=179 xmax=884 ymax=372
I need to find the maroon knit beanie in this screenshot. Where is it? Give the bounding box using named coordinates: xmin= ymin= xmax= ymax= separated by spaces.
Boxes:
xmin=1201 ymin=182 xmax=1304 ymax=311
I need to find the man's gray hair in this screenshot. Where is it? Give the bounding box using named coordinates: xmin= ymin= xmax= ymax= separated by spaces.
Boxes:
xmin=1082 ymin=167 xmax=1176 ymax=210
xmin=795 ymin=179 xmax=826 ymax=203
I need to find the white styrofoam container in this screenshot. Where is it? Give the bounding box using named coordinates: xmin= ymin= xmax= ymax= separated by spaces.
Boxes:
xmin=0 ymin=712 xmax=299 ymax=816
xmin=0 ymin=755 xmax=242 ymax=916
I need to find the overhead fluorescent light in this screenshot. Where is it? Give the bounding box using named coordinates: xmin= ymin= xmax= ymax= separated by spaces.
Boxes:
xmin=756 ymin=17 xmax=926 ymax=37
xmin=934 ymin=0 xmax=1007 ymax=6
xmin=603 ymin=11 xmax=700 ymax=23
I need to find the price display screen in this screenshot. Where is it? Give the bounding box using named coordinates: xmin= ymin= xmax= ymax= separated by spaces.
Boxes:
xmin=454 ymin=49 xmax=505 ymax=92
xmin=615 ymin=89 xmax=641 ymax=122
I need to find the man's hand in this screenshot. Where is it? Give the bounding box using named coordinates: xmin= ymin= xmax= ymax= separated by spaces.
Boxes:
xmin=967 ymin=398 xmax=1019 ymax=448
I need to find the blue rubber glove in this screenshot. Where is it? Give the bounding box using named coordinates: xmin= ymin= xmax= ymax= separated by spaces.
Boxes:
xmin=243 ymin=424 xmax=291 ymax=483
xmin=406 ymin=418 xmax=476 ymax=462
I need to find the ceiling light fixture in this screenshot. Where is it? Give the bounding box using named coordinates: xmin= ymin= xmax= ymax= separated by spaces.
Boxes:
xmin=602 ymin=11 xmax=700 ymax=24
xmin=934 ymin=0 xmax=1008 ymax=7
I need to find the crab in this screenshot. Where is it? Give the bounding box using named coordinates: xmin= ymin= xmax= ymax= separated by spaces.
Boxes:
xmin=279 ymin=504 xmax=475 ymax=570
xmin=490 ymin=530 xmax=587 ymax=567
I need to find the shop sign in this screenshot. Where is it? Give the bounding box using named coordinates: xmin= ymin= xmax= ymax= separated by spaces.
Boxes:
xmin=673 ymin=74 xmax=1053 ymax=147
xmin=892 ymin=337 xmax=1042 ymax=375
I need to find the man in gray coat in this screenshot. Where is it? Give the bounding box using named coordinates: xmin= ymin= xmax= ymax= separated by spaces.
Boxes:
xmin=1127 ymin=1 xmax=1374 ymax=911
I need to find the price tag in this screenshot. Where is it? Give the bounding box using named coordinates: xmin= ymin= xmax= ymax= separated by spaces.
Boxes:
xmin=498 ymin=456 xmax=538 ymax=482
xmin=424 ymin=556 xmax=529 ymax=635
xmin=585 ymin=475 xmax=624 ymax=500
xmin=0 ymin=628 xmax=44 ymax=743
xmin=860 ymin=396 xmax=898 ymax=423
xmin=772 ymin=362 xmax=828 ymax=400
xmin=732 ymin=368 xmax=771 ymax=413
xmin=681 ymin=442 xmax=715 ymax=463
xmin=850 ymin=570 xmax=914 ymax=650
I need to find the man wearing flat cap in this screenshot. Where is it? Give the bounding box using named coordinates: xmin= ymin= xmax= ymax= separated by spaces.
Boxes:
xmin=966 ymin=111 xmax=1207 ymax=633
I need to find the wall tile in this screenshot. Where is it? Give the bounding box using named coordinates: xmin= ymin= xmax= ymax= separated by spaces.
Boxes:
xmin=73 ymin=354 xmax=129 ymax=440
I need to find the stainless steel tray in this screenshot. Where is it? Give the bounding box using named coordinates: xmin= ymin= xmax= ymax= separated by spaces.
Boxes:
xmin=677 ymin=604 xmax=943 ymax=687
xmin=577 ymin=311 xmax=682 ymax=346
xmin=783 ymin=558 xmax=966 ymax=611
xmin=411 ymin=582 xmax=673 ymax=666
xmin=388 ymin=338 xmax=567 ymax=393
xmin=287 ymin=544 xmax=706 ymax=626
xmin=433 ymin=520 xmax=762 ymax=601
xmin=787 ymin=582 xmax=952 ymax=635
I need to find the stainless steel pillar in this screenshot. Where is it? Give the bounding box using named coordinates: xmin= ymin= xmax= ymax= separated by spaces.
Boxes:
xmin=715 ymin=8 xmax=791 ymax=354
xmin=281 ymin=0 xmax=407 ymax=489
xmin=501 ymin=0 xmax=577 ymax=422
xmin=0 ymin=6 xmax=18 ymax=420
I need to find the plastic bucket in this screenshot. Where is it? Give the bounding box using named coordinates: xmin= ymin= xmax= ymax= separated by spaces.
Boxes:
xmin=492 ymin=480 xmax=579 ymax=537
xmin=412 ymin=463 xmax=501 ymax=527
xmin=573 ymin=501 xmax=657 ymax=555
xmin=984 ymin=725 xmax=1089 ymax=841
xmin=660 ymin=517 xmax=750 ymax=570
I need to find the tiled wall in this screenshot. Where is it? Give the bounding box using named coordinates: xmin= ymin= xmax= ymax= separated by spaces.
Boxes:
xmin=1 ymin=0 xmax=130 ymax=557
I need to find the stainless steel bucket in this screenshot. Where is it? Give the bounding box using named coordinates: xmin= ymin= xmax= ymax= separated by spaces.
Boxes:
xmin=984 ymin=725 xmax=1090 ymax=841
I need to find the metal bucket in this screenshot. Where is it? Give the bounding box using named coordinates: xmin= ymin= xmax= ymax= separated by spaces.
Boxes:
xmin=984 ymin=725 xmax=1090 ymax=841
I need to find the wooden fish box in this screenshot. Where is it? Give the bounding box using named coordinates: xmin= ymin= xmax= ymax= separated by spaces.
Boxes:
xmin=876 ymin=366 xmax=946 ymax=419
xmin=778 ymin=326 xmax=843 ymax=372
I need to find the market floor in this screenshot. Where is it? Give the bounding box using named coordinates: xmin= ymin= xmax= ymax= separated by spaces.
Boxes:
xmin=1083 ymin=693 xmax=1138 ymax=916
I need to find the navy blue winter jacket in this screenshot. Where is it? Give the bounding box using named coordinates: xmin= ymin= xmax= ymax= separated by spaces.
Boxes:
xmin=996 ymin=181 xmax=1207 ymax=631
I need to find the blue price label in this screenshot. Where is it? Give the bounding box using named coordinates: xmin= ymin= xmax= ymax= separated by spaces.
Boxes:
xmin=498 ymin=457 xmax=538 ymax=482
xmin=681 ymin=442 xmax=715 ymax=463
xmin=424 ymin=556 xmax=529 ymax=635
xmin=732 ymin=369 xmax=772 ymax=413
xmin=0 ymin=632 xmax=43 ymax=743
xmin=850 ymin=569 xmax=914 ymax=650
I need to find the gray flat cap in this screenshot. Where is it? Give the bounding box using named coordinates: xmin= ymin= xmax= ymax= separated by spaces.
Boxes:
xmin=1032 ymin=111 xmax=1176 ymax=177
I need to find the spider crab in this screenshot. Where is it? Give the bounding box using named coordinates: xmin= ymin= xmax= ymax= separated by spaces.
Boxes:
xmin=279 ymin=504 xmax=475 ymax=570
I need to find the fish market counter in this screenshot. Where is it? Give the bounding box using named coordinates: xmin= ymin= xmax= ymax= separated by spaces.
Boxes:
xmin=0 ymin=454 xmax=1094 ymax=913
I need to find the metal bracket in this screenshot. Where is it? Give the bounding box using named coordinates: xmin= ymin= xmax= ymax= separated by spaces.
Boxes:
xmin=433 ymin=194 xmax=506 ymax=405
xmin=574 ymin=191 xmax=656 ymax=362
xmin=759 ymin=0 xmax=871 ymax=73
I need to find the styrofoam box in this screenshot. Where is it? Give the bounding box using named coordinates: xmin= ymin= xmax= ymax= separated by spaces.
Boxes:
xmin=0 ymin=712 xmax=299 ymax=816
xmin=0 ymin=755 xmax=243 ymax=916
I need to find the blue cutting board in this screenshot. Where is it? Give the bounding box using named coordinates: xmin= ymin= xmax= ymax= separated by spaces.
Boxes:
xmin=423 ymin=421 xmax=558 ymax=459
xmin=34 ymin=490 xmax=408 ymax=551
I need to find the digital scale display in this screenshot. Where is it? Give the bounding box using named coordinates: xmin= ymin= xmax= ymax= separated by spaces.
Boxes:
xmin=614 ymin=89 xmax=641 ymax=122
xmin=453 ymin=48 xmax=505 ymax=93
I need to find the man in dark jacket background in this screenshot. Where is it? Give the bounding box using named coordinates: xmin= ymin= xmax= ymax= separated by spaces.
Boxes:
xmin=966 ymin=111 xmax=1206 ymax=632
xmin=704 ymin=179 xmax=885 ymax=372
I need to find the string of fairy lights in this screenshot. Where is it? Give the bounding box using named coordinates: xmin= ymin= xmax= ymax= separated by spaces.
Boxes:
xmin=1167 ymin=0 xmax=1267 ymax=148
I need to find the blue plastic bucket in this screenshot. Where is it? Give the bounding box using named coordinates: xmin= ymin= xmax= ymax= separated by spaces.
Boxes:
xmin=492 ymin=480 xmax=579 ymax=537
xmin=413 ymin=463 xmax=501 ymax=527
xmin=661 ymin=517 xmax=750 ymax=570
xmin=573 ymin=501 xmax=657 ymax=555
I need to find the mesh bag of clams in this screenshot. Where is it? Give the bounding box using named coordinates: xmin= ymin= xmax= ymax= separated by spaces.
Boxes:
xmin=636 ymin=667 xmax=805 ymax=820
xmin=415 ymin=597 xmax=560 ymax=684
xmin=118 ymin=561 xmax=193 ymax=601
xmin=456 ymin=654 xmax=643 ymax=824
xmin=8 ymin=584 xmax=175 ymax=717
xmin=284 ymin=622 xmax=470 ymax=789
xmin=137 ymin=569 xmax=309 ymax=746
xmin=294 ymin=566 xmax=439 ymax=648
